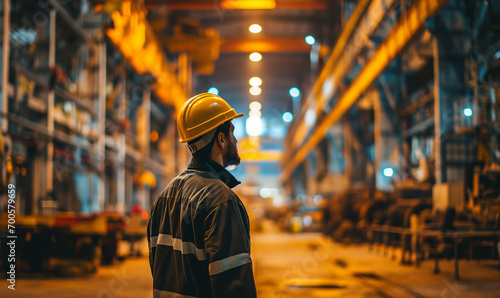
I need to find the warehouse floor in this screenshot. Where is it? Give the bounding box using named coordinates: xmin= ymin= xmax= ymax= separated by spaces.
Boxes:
xmin=1 ymin=221 xmax=499 ymax=297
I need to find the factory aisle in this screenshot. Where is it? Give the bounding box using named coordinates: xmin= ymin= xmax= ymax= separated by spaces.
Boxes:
xmin=252 ymin=221 xmax=500 ymax=298
xmin=2 ymin=223 xmax=500 ymax=297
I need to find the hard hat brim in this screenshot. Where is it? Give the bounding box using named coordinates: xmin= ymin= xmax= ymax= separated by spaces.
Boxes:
xmin=179 ymin=112 xmax=243 ymax=143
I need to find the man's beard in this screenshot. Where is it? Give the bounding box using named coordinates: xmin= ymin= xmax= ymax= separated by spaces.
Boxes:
xmin=224 ymin=139 xmax=241 ymax=166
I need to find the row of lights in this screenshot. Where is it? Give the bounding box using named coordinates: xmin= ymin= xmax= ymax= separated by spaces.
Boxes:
xmin=207 ymin=24 xmax=316 ymax=129
xmin=246 ymin=101 xmax=263 ymax=136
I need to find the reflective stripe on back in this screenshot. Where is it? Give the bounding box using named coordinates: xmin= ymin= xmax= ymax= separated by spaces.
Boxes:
xmin=150 ymin=234 xmax=207 ymax=261
xmin=153 ymin=289 xmax=198 ymax=298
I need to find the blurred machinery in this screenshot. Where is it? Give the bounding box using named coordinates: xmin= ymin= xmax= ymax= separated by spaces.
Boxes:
xmin=0 ymin=0 xmax=207 ymax=275
xmin=281 ymin=0 xmax=500 ymax=281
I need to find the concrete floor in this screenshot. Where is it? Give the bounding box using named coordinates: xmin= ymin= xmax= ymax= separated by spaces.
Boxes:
xmin=1 ymin=222 xmax=500 ymax=297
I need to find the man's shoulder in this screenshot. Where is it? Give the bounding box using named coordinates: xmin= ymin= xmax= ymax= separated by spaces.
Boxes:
xmin=162 ymin=170 xmax=235 ymax=203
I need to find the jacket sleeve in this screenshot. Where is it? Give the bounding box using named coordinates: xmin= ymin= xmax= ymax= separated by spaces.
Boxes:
xmin=204 ymin=198 xmax=257 ymax=298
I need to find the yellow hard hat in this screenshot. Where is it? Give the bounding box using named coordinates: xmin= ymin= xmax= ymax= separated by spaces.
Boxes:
xmin=177 ymin=93 xmax=243 ymax=144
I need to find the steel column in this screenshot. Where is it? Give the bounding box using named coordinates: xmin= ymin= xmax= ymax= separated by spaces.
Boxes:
xmin=432 ymin=0 xmax=467 ymax=183
xmin=97 ymin=39 xmax=107 ymax=210
xmin=46 ymin=9 xmax=56 ymax=197
xmin=137 ymin=89 xmax=151 ymax=209
xmin=375 ymin=70 xmax=402 ymax=190
xmin=116 ymin=73 xmax=126 ymax=213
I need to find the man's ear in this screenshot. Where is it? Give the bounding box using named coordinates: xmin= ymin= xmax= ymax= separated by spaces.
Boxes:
xmin=216 ymin=132 xmax=225 ymax=149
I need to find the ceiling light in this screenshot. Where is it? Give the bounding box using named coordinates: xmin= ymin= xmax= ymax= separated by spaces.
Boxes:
xmin=282 ymin=112 xmax=293 ymax=123
xmin=305 ymin=35 xmax=315 ymax=45
xmin=249 ymin=52 xmax=262 ymax=62
xmin=246 ymin=117 xmax=263 ymax=136
xmin=249 ymin=77 xmax=262 ymax=87
xmin=63 ymin=101 xmax=74 ymax=114
xmin=383 ymin=167 xmax=394 ymax=177
xmin=249 ymin=110 xmax=262 ymax=117
xmin=289 ymin=87 xmax=300 ymax=98
xmin=249 ymin=101 xmax=262 ymax=111
xmin=249 ymin=86 xmax=262 ymax=96
xmin=208 ymin=87 xmax=219 ymax=95
xmin=463 ymin=108 xmax=473 ymax=117
xmin=260 ymin=188 xmax=271 ymax=198
xmin=249 ymin=24 xmax=262 ymax=34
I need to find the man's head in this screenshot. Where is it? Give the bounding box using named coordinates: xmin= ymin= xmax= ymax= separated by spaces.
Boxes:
xmin=177 ymin=93 xmax=243 ymax=167
xmin=190 ymin=121 xmax=240 ymax=167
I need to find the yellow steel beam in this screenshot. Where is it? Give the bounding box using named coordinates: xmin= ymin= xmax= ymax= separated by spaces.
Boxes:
xmin=220 ymin=37 xmax=311 ymax=53
xmin=280 ymin=0 xmax=449 ymax=183
xmin=283 ymin=0 xmax=371 ymax=159
xmin=142 ymin=0 xmax=328 ymax=10
xmin=240 ymin=150 xmax=282 ymax=163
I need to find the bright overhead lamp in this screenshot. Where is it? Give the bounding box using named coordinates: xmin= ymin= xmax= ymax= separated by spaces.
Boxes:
xmin=249 ymin=77 xmax=262 ymax=87
xmin=246 ymin=117 xmax=263 ymax=136
xmin=289 ymin=87 xmax=300 ymax=98
xmin=260 ymin=188 xmax=271 ymax=198
xmin=383 ymin=167 xmax=394 ymax=177
xmin=305 ymin=35 xmax=315 ymax=45
xmin=282 ymin=112 xmax=293 ymax=123
xmin=249 ymin=86 xmax=262 ymax=96
xmin=249 ymin=110 xmax=262 ymax=117
xmin=249 ymin=52 xmax=262 ymax=62
xmin=249 ymin=101 xmax=262 ymax=111
xmin=463 ymin=108 xmax=473 ymax=117
xmin=249 ymin=24 xmax=262 ymax=34
xmin=208 ymin=87 xmax=219 ymax=95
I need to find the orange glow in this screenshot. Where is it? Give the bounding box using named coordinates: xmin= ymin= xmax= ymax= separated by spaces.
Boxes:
xmin=6 ymin=158 xmax=12 ymax=173
xmin=150 ymin=130 xmax=159 ymax=143
xmin=139 ymin=170 xmax=157 ymax=188
xmin=142 ymin=211 xmax=149 ymax=220
xmin=222 ymin=0 xmax=276 ymax=9
xmin=106 ymin=1 xmax=186 ymax=112
xmin=239 ymin=150 xmax=282 ymax=162
xmin=93 ymin=4 xmax=103 ymax=12
xmin=220 ymin=38 xmax=310 ymax=54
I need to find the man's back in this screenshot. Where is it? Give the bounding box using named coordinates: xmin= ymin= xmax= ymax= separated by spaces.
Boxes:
xmin=148 ymin=158 xmax=257 ymax=298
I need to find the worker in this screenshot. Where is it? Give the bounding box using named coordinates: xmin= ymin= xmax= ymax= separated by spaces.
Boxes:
xmin=148 ymin=93 xmax=257 ymax=298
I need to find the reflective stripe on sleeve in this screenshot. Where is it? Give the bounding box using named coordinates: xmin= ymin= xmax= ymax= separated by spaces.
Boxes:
xmin=150 ymin=234 xmax=207 ymax=261
xmin=153 ymin=289 xmax=197 ymax=298
xmin=209 ymin=253 xmax=252 ymax=276
xmin=149 ymin=236 xmax=158 ymax=250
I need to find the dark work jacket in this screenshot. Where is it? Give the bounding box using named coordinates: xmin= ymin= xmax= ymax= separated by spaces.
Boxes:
xmin=148 ymin=157 xmax=257 ymax=298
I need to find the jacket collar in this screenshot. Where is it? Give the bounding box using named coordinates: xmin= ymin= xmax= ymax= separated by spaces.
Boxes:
xmin=188 ymin=157 xmax=241 ymax=189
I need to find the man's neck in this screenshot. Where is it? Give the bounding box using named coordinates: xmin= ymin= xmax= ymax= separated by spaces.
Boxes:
xmin=209 ymin=154 xmax=224 ymax=167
